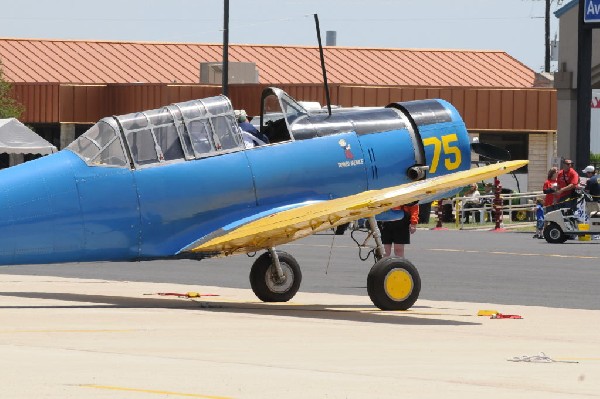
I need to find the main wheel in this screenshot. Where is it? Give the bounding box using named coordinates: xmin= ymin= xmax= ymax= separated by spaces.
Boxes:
xmin=367 ymin=257 xmax=421 ymax=310
xmin=543 ymin=222 xmax=567 ymax=244
xmin=249 ymin=251 xmax=302 ymax=302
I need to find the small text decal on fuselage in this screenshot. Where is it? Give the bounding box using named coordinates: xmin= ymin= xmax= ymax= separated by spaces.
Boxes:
xmin=338 ymin=158 xmax=365 ymax=168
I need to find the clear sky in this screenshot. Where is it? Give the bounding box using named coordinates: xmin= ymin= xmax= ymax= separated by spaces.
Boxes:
xmin=0 ymin=0 xmax=565 ymax=72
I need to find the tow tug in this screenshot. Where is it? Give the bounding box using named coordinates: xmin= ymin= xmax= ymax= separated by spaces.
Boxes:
xmin=543 ymin=193 xmax=600 ymax=243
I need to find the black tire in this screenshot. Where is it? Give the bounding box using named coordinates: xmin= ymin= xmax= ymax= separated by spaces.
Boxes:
xmin=543 ymin=222 xmax=568 ymax=244
xmin=367 ymin=257 xmax=421 ymax=310
xmin=334 ymin=223 xmax=349 ymax=235
xmin=249 ymin=251 xmax=302 ymax=302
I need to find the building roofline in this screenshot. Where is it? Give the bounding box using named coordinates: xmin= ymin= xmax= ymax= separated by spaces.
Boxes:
xmin=0 ymin=36 xmax=508 ymax=54
xmin=0 ymin=37 xmax=537 ymax=87
xmin=554 ymin=0 xmax=578 ymax=18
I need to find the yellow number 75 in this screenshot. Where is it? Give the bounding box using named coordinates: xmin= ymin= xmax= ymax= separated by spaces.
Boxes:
xmin=422 ymin=133 xmax=462 ymax=174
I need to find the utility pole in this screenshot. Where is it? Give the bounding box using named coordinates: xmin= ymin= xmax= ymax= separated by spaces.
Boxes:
xmin=545 ymin=0 xmax=551 ymax=72
xmin=529 ymin=0 xmax=557 ymax=72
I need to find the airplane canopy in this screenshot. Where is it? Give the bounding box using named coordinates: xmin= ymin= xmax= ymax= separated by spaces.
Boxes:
xmin=0 ymin=118 xmax=57 ymax=155
xmin=67 ymin=94 xmax=241 ymax=168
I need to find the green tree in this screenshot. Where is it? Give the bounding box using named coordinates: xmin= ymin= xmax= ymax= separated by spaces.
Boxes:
xmin=0 ymin=62 xmax=24 ymax=119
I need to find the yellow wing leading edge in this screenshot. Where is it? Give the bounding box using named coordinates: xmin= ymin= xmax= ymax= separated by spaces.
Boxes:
xmin=188 ymin=160 xmax=528 ymax=256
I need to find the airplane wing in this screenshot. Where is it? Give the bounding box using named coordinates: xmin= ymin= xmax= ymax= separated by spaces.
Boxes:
xmin=182 ymin=160 xmax=527 ymax=256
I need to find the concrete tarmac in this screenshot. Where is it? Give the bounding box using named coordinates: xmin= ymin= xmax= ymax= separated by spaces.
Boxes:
xmin=4 ymin=229 xmax=600 ymax=309
xmin=1 ymin=274 xmax=599 ymax=399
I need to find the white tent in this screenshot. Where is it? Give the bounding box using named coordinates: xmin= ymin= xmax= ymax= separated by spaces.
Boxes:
xmin=0 ymin=118 xmax=57 ymax=155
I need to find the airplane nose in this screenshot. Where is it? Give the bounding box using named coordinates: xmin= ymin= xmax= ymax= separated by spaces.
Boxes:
xmin=0 ymin=151 xmax=83 ymax=265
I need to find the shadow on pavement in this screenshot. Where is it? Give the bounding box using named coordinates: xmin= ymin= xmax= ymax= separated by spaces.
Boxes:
xmin=0 ymin=291 xmax=480 ymax=327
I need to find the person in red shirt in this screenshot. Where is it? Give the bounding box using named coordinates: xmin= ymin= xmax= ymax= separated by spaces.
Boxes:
xmin=556 ymin=159 xmax=579 ymax=211
xmin=542 ymin=167 xmax=558 ymax=208
xmin=378 ymin=202 xmax=419 ymax=258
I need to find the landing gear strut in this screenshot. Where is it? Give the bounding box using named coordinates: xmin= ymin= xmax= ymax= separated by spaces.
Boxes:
xmin=369 ymin=216 xmax=385 ymax=261
xmin=366 ymin=216 xmax=421 ymax=310
xmin=248 ymin=216 xmax=421 ymax=311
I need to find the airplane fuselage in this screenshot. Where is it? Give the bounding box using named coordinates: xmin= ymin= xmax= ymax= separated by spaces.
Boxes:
xmin=0 ymin=88 xmax=471 ymax=265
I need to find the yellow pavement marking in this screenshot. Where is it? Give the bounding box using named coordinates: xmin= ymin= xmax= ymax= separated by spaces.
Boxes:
xmin=284 ymin=242 xmax=357 ymax=248
xmin=81 ymin=385 xmax=233 ymax=398
xmin=0 ymin=329 xmax=135 ymax=333
xmin=428 ymin=248 xmax=599 ymax=260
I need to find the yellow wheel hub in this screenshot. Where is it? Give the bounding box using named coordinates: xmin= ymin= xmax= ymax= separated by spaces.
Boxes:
xmin=384 ymin=269 xmax=413 ymax=301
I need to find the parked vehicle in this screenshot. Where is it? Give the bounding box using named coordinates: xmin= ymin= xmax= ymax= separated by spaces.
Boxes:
xmin=543 ymin=195 xmax=600 ymax=243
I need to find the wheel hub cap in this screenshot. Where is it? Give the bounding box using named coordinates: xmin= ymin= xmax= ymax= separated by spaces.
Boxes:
xmin=266 ymin=263 xmax=294 ymax=293
xmin=384 ymin=268 xmax=413 ymax=301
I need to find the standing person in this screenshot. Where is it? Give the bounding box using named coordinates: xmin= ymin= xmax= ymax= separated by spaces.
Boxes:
xmin=582 ymin=165 xmax=600 ymax=216
xmin=542 ymin=167 xmax=559 ymax=209
xmin=556 ymin=159 xmax=579 ymax=211
xmin=378 ymin=202 xmax=419 ymax=258
xmin=533 ymin=198 xmax=545 ymax=239
xmin=461 ymin=183 xmax=481 ymax=223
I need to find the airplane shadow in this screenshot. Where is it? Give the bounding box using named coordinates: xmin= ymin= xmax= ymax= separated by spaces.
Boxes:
xmin=0 ymin=291 xmax=480 ymax=327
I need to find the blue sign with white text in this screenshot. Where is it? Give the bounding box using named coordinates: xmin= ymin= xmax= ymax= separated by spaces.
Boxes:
xmin=585 ymin=0 xmax=600 ymax=23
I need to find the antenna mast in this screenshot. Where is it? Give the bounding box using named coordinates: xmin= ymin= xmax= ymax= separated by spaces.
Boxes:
xmin=314 ymin=14 xmax=332 ymax=116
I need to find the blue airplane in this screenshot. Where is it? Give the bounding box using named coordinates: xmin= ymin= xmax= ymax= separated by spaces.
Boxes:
xmin=0 ymin=87 xmax=526 ymax=310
